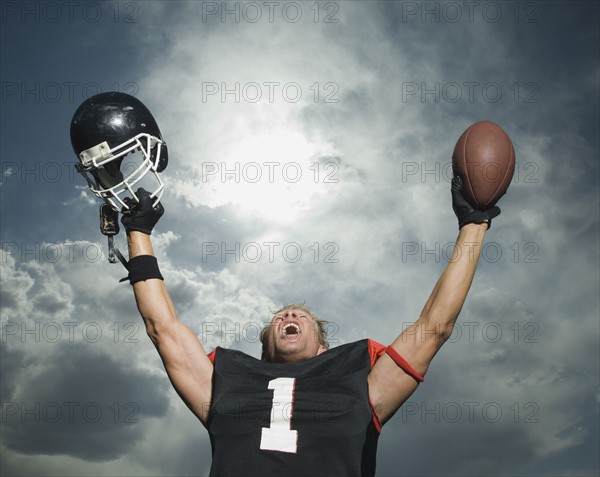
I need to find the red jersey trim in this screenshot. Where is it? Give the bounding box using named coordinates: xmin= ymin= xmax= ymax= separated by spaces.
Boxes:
xmin=368 ymin=396 xmax=382 ymax=433
xmin=366 ymin=339 xmax=386 ymax=433
xmin=207 ymin=348 xmax=217 ymax=363
xmin=366 ymin=340 xmax=424 ymax=432
xmin=385 ymin=346 xmax=425 ymax=383
xmin=367 ymin=339 xmax=387 ymax=366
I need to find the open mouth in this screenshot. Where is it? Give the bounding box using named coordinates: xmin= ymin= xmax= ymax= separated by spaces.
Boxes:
xmin=280 ymin=322 xmax=302 ymax=340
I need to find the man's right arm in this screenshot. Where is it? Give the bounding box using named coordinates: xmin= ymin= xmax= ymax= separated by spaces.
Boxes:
xmin=126 ymin=228 xmax=214 ymax=425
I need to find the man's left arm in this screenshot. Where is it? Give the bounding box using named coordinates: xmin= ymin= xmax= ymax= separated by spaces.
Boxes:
xmin=368 ymin=222 xmax=488 ymax=425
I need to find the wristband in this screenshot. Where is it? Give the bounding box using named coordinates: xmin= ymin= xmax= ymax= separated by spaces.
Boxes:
xmin=120 ymin=255 xmax=164 ymax=285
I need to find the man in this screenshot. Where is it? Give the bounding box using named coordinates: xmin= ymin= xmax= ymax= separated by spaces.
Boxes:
xmin=120 ymin=177 xmax=498 ymax=476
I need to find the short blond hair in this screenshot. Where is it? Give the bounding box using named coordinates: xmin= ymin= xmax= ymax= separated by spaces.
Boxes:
xmin=260 ymin=304 xmax=329 ymax=357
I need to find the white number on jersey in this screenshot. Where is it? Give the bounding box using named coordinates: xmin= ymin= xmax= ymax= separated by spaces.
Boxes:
xmin=260 ymin=377 xmax=298 ymax=453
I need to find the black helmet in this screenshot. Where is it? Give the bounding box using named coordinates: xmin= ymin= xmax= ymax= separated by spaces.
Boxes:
xmin=70 ymin=92 xmax=168 ymax=210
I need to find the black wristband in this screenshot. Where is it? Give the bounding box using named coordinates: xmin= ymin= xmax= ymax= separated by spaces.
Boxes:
xmin=121 ymin=255 xmax=164 ymax=285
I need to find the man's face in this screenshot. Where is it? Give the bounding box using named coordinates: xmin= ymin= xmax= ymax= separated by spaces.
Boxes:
xmin=263 ymin=308 xmax=327 ymax=363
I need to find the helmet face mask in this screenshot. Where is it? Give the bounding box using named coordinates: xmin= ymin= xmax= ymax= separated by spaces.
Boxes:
xmin=71 ymin=92 xmax=168 ymax=211
xmin=75 ymin=132 xmax=166 ymax=211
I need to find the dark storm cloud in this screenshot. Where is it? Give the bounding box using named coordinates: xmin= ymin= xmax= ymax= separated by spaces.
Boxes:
xmin=1 ymin=342 xmax=170 ymax=461
xmin=0 ymin=345 xmax=31 ymax=403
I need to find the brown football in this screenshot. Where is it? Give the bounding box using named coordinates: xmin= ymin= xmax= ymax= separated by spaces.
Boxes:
xmin=452 ymin=120 xmax=515 ymax=209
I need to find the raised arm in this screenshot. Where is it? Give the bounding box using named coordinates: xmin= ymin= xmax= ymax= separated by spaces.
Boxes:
xmin=368 ymin=177 xmax=500 ymax=425
xmin=123 ymin=190 xmax=214 ymax=424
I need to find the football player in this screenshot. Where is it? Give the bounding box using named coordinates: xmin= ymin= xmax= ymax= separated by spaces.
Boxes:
xmin=71 ymin=93 xmax=499 ymax=477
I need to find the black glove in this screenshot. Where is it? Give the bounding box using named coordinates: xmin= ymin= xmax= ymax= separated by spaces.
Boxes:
xmin=451 ymin=176 xmax=500 ymax=229
xmin=120 ymin=188 xmax=164 ymax=235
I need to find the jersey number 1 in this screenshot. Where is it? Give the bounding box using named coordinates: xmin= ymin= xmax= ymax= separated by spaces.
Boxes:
xmin=260 ymin=377 xmax=298 ymax=453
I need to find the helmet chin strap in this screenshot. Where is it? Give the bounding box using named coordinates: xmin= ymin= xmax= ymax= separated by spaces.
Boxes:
xmin=99 ymin=203 xmax=128 ymax=267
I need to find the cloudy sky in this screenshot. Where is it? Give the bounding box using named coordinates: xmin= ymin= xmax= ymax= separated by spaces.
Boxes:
xmin=1 ymin=1 xmax=598 ymax=476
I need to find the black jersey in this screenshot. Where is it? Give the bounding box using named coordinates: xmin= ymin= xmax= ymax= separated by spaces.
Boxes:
xmin=206 ymin=339 xmax=386 ymax=477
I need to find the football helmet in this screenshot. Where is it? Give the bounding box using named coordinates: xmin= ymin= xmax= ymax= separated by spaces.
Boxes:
xmin=70 ymin=92 xmax=168 ymax=211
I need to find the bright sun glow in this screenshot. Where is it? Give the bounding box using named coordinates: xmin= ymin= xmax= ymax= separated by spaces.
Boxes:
xmin=196 ymin=129 xmax=339 ymax=224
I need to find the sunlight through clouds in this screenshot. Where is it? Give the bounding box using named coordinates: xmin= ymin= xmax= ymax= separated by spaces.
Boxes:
xmin=172 ymin=127 xmax=342 ymax=224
